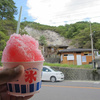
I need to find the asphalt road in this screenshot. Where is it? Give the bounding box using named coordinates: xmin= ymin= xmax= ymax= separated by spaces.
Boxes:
xmin=29 ymin=80 xmax=100 ymax=100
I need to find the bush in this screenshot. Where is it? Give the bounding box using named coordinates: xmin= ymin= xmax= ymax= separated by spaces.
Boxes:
xmin=0 ymin=51 xmax=2 ymax=66
xmin=0 ymin=31 xmax=9 ymax=51
xmin=43 ymin=62 xmax=93 ymax=69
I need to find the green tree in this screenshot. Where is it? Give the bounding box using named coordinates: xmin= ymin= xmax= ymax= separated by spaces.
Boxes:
xmin=39 ymin=35 xmax=47 ymax=55
xmin=95 ymin=39 xmax=100 ymax=50
xmin=0 ymin=51 xmax=2 ymax=66
xmin=0 ymin=31 xmax=9 ymax=65
xmin=0 ymin=0 xmax=17 ymax=20
xmin=24 ymin=17 xmax=27 ymax=21
xmin=39 ymin=35 xmax=47 ymax=46
xmin=0 ymin=31 xmax=9 ymax=51
xmin=0 ymin=20 xmax=17 ymax=35
xmin=71 ymin=28 xmax=91 ymax=48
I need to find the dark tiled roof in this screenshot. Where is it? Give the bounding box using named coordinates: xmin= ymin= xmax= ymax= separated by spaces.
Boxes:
xmin=58 ymin=48 xmax=98 ymax=53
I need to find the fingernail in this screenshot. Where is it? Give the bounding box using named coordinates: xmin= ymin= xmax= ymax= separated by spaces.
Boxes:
xmin=14 ymin=65 xmax=24 ymax=73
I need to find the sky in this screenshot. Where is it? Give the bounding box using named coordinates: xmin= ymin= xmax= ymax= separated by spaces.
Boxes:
xmin=13 ymin=0 xmax=100 ymax=26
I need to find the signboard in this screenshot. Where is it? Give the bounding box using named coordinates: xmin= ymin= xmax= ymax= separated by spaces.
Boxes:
xmin=67 ymin=56 xmax=74 ymax=60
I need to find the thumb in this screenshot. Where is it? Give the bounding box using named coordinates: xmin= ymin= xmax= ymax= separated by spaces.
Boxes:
xmin=0 ymin=65 xmax=24 ymax=85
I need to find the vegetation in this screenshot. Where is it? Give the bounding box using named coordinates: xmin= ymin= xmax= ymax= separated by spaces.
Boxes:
xmin=0 ymin=51 xmax=2 ymax=66
xmin=0 ymin=19 xmax=17 ymax=35
xmin=0 ymin=0 xmax=17 ymax=66
xmin=39 ymin=35 xmax=47 ymax=46
xmin=21 ymin=21 xmax=100 ymax=50
xmin=43 ymin=62 xmax=93 ymax=69
xmin=0 ymin=0 xmax=17 ymax=20
xmin=0 ymin=31 xmax=9 ymax=50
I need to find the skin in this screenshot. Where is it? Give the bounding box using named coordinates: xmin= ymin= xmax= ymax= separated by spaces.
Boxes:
xmin=0 ymin=65 xmax=34 ymax=100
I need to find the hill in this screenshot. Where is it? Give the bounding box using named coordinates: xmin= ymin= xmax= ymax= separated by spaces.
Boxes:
xmin=21 ymin=21 xmax=100 ymax=50
xmin=24 ymin=26 xmax=74 ymax=48
xmin=1 ymin=20 xmax=100 ymax=50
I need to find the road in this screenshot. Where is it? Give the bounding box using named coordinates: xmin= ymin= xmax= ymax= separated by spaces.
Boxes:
xmin=29 ymin=80 xmax=100 ymax=100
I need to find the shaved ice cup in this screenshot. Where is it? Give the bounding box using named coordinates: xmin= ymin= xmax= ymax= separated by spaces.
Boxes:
xmin=2 ymin=61 xmax=44 ymax=96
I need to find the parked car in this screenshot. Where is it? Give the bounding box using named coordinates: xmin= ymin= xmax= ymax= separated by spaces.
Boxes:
xmin=42 ymin=66 xmax=64 ymax=82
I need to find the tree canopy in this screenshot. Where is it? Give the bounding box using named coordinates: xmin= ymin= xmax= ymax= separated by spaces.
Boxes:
xmin=0 ymin=0 xmax=17 ymax=20
xmin=39 ymin=35 xmax=47 ymax=46
xmin=0 ymin=31 xmax=9 ymax=65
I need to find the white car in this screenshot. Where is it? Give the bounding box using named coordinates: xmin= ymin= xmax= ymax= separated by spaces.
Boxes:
xmin=42 ymin=66 xmax=64 ymax=82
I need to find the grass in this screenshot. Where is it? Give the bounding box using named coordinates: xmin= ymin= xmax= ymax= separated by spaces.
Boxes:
xmin=43 ymin=62 xmax=93 ymax=69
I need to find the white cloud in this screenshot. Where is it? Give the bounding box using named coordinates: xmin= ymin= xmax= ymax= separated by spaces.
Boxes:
xmin=27 ymin=0 xmax=100 ymax=26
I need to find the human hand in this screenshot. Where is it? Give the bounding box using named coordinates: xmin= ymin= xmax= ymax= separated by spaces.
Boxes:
xmin=0 ymin=65 xmax=34 ymax=100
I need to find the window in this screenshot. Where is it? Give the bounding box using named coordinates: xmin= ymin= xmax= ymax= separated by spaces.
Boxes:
xmin=67 ymin=54 xmax=74 ymax=60
xmin=43 ymin=67 xmax=51 ymax=72
xmin=88 ymin=53 xmax=92 ymax=56
xmin=68 ymin=54 xmax=74 ymax=56
xmin=82 ymin=56 xmax=86 ymax=62
xmin=84 ymin=53 xmax=92 ymax=56
xmin=84 ymin=54 xmax=88 ymax=55
xmin=51 ymin=48 xmax=54 ymax=52
xmin=76 ymin=52 xmax=81 ymax=53
xmin=64 ymin=54 xmax=68 ymax=56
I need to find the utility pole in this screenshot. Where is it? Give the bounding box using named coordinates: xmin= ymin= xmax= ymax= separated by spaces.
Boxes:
xmin=90 ymin=22 xmax=94 ymax=68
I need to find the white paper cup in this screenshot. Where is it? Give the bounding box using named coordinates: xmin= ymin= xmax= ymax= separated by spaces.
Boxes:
xmin=2 ymin=61 xmax=44 ymax=96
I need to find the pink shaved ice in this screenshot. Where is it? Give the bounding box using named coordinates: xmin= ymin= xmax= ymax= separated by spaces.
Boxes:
xmin=1 ymin=34 xmax=44 ymax=62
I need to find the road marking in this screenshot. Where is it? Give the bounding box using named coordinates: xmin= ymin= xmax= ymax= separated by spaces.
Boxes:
xmin=42 ymin=85 xmax=100 ymax=90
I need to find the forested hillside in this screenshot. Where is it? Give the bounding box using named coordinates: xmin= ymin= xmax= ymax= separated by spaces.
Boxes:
xmin=21 ymin=21 xmax=100 ymax=49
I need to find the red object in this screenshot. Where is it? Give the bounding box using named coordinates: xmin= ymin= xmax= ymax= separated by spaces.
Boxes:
xmin=25 ymin=70 xmax=37 ymax=83
xmin=2 ymin=34 xmax=44 ymax=62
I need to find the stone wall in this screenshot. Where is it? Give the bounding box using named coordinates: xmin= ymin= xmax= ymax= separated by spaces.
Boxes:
xmin=52 ymin=67 xmax=100 ymax=81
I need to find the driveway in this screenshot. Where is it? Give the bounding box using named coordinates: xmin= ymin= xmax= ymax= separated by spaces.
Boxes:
xmin=29 ymin=80 xmax=100 ymax=100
